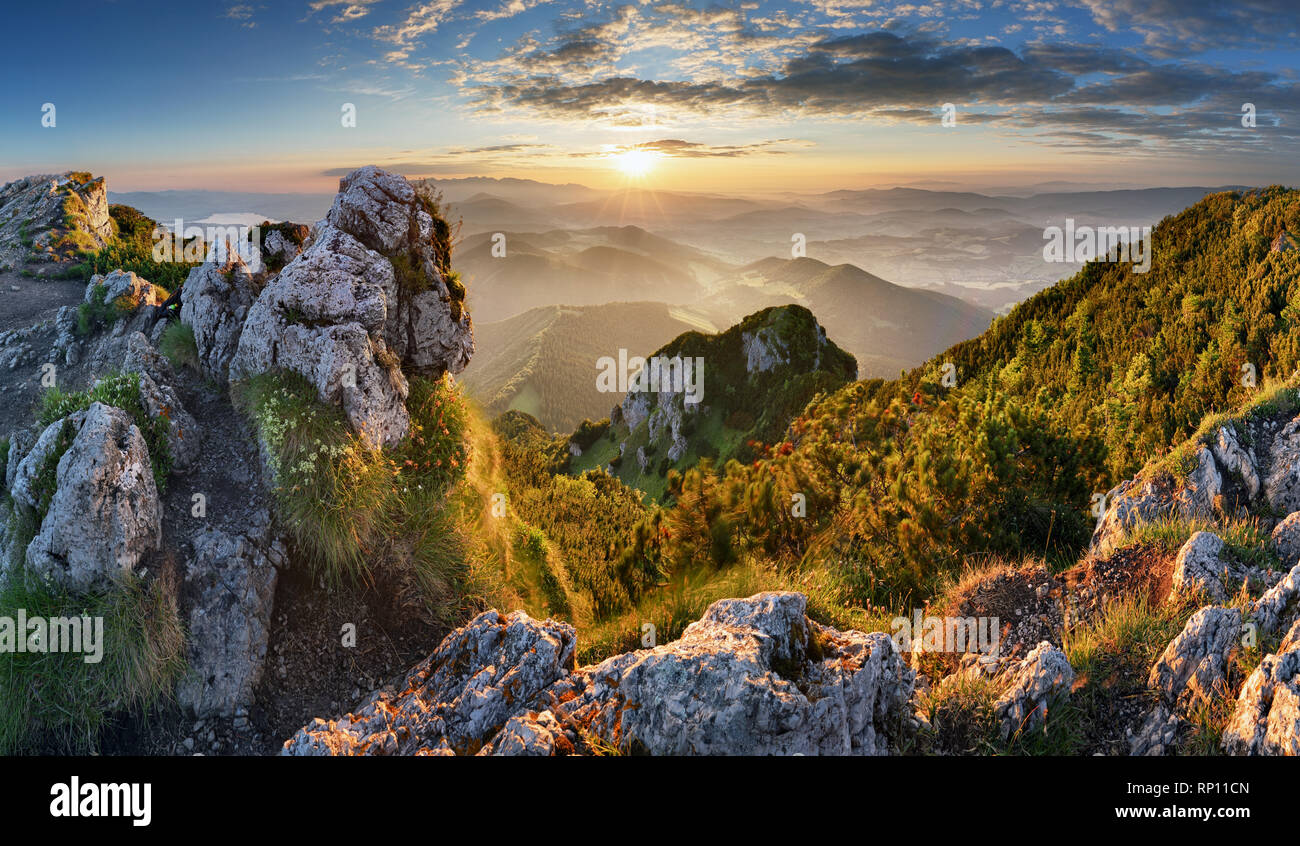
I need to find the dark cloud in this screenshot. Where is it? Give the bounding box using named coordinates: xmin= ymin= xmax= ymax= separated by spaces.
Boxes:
xmin=1076 ymin=0 xmax=1300 ymax=54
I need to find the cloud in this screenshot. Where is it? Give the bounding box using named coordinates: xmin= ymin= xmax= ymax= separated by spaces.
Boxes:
xmin=225 ymin=4 xmax=258 ymax=28
xmin=373 ymin=0 xmax=462 ymax=62
xmin=1076 ymin=0 xmax=1300 ymax=55
xmin=453 ymin=18 xmax=1300 ymax=159
xmin=595 ymin=138 xmax=812 ymax=158
xmin=307 ymin=0 xmax=383 ymax=22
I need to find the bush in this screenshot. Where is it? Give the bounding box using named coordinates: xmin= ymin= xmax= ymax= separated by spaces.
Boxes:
xmin=158 ymin=322 xmax=199 ymax=371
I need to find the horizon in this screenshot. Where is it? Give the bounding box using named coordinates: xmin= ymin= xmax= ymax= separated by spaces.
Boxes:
xmin=2 ymin=1 xmax=1298 ymax=193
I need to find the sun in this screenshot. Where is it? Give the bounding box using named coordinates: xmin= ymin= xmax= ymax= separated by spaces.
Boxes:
xmin=612 ymin=148 xmax=659 ymax=178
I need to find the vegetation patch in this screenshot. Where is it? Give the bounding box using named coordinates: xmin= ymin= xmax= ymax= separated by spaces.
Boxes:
xmin=235 ymin=370 xmax=474 ymax=618
xmin=0 ymin=570 xmax=184 ymax=754
xmin=158 ymin=322 xmax=199 ymax=371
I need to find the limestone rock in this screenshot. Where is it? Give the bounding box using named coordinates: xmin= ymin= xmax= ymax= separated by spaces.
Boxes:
xmin=322 ymin=165 xmax=473 ymax=375
xmin=231 ymin=165 xmax=478 ymax=448
xmin=1170 ymin=531 xmax=1233 ymax=602
xmin=1149 ymin=606 xmax=1241 ymax=710
xmin=179 ymin=253 xmax=258 ymax=382
xmin=1222 ymin=619 xmax=1300 ymax=755
xmin=993 ymin=641 xmax=1075 ymax=739
xmin=1271 ymin=511 xmax=1300 ymax=567
xmin=88 ymin=269 xmax=161 ymax=310
xmin=1128 ymin=703 xmax=1181 ymax=756
xmin=122 ymin=333 xmax=200 ymax=474
xmin=1251 ymin=561 xmax=1300 ymax=636
xmin=282 ymin=609 xmax=576 ymax=755
xmin=1090 ymin=477 xmax=1177 ymax=556
xmin=177 ymin=528 xmax=279 ymax=718
xmin=490 ymin=592 xmax=915 ymax=756
xmin=284 ymin=592 xmax=914 ymax=756
xmin=10 ymin=403 xmax=161 ymax=593
xmin=1265 ymin=416 xmax=1300 ymax=514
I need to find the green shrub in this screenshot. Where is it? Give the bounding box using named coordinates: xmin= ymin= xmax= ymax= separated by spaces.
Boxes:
xmin=159 ymin=322 xmax=199 ymax=371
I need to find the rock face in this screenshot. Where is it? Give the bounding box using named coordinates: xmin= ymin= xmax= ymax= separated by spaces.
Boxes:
xmin=282 ymin=609 xmax=576 ymax=755
xmin=1222 ymin=620 xmax=1300 ymax=756
xmin=179 ymin=253 xmax=259 ymax=382
xmin=283 ymin=592 xmax=915 ymax=756
xmin=177 ymin=528 xmax=279 ymax=718
xmin=8 ymin=403 xmax=161 ymax=592
xmin=230 ymin=166 xmax=473 ymax=447
xmin=1149 ymin=606 xmax=1241 ymax=710
xmin=0 ymin=172 xmax=111 ymax=270
xmin=993 ymin=641 xmax=1075 ymax=739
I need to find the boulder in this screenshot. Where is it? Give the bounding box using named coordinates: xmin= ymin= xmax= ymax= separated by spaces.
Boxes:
xmin=87 ymin=270 xmax=161 ymax=310
xmin=321 ymin=166 xmax=473 ymax=375
xmin=233 ymin=167 xmax=476 ymax=446
xmin=9 ymin=403 xmax=161 ymax=593
xmin=992 ymin=641 xmax=1075 ymax=739
xmin=1170 ymin=531 xmax=1235 ymax=602
xmin=177 ymin=528 xmax=279 ymax=718
xmin=1148 ymin=606 xmax=1241 ymax=710
xmin=179 ymin=253 xmax=258 ymax=382
xmin=282 ymin=609 xmax=576 ymax=755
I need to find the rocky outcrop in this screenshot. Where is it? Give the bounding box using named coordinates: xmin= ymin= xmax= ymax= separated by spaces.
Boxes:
xmin=8 ymin=402 xmax=161 ymax=592
xmin=260 ymin=224 xmax=308 ymax=272
xmin=492 ymin=592 xmax=914 ymax=756
xmin=1149 ymin=605 xmax=1241 ymax=710
xmin=177 ymin=528 xmax=279 ymax=718
xmin=88 ymin=270 xmax=162 ymax=311
xmin=1170 ymin=531 xmax=1237 ymax=602
xmin=1093 ymin=417 xmax=1300 ymax=555
xmin=179 ymin=253 xmax=259 ymax=382
xmin=1251 ymin=561 xmax=1300 ymax=636
xmin=284 ymin=592 xmax=914 ymax=756
xmin=283 ymin=609 xmax=576 ymax=755
xmin=0 ymin=172 xmax=111 ymax=270
xmin=992 ymin=641 xmax=1075 ymax=740
xmin=230 ymin=167 xmax=473 ymax=448
xmin=123 ymin=333 xmax=200 ymax=474
xmin=1222 ymin=619 xmax=1300 ymax=755
xmin=1271 ymin=511 xmax=1300 ymax=566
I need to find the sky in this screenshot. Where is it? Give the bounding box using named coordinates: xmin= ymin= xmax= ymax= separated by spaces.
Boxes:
xmin=1 ymin=0 xmax=1298 ymax=193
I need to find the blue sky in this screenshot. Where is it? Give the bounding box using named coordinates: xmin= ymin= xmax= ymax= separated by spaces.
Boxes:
xmin=1 ymin=0 xmax=1298 ymax=192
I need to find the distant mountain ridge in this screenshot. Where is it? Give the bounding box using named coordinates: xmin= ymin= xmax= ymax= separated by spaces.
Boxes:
xmin=460 ymin=301 xmax=714 ymax=433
